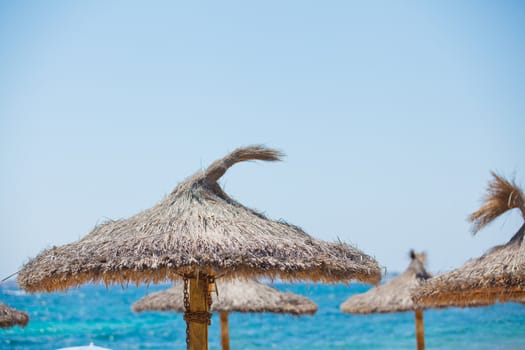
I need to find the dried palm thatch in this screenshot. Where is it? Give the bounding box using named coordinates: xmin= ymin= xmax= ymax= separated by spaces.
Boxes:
xmin=341 ymin=251 xmax=431 ymax=314
xmin=412 ymin=172 xmax=525 ymax=308
xmin=18 ymin=145 xmax=380 ymax=293
xmin=132 ymin=278 xmax=317 ymax=315
xmin=0 ymin=303 xmax=29 ymax=328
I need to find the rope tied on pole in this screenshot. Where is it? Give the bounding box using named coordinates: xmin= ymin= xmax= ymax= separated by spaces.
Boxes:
xmin=183 ymin=311 xmax=212 ymax=325
xmin=183 ymin=274 xmax=215 ymax=350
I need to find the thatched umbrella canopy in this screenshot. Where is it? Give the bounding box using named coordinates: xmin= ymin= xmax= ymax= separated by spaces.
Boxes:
xmin=17 ymin=145 xmax=380 ymax=350
xmin=412 ymin=172 xmax=525 ymax=308
xmin=133 ymin=278 xmax=317 ymax=350
xmin=341 ymin=251 xmax=431 ymax=314
xmin=0 ymin=302 xmax=29 ymax=328
xmin=133 ymin=278 xmax=317 ymax=315
xmin=341 ymin=251 xmax=431 ymax=350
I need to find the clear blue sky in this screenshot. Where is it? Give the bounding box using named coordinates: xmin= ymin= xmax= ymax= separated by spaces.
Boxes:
xmin=1 ymin=1 xmax=524 ymax=280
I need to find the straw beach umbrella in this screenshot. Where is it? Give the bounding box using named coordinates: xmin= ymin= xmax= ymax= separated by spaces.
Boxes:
xmin=340 ymin=251 xmax=431 ymax=350
xmin=0 ymin=302 xmax=29 ymax=328
xmin=412 ymin=172 xmax=525 ymax=308
xmin=18 ymin=145 xmax=381 ymax=350
xmin=132 ymin=278 xmax=317 ymax=350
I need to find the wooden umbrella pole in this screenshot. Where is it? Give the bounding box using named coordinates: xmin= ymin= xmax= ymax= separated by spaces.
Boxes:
xmin=414 ymin=308 xmax=425 ymax=350
xmin=220 ymin=312 xmax=230 ymax=350
xmin=188 ymin=276 xmax=211 ymax=350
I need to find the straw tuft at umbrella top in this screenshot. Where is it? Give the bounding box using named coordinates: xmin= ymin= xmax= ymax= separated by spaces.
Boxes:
xmin=204 ymin=146 xmax=283 ymax=182
xmin=412 ymin=173 xmax=525 ymax=308
xmin=18 ymin=145 xmax=381 ymax=293
xmin=132 ymin=278 xmax=317 ymax=315
xmin=469 ymin=172 xmax=525 ymax=234
xmin=341 ymin=251 xmax=431 ymax=314
xmin=0 ymin=302 xmax=29 ymax=328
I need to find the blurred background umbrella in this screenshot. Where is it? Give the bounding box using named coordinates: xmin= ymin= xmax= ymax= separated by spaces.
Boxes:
xmin=133 ymin=278 xmax=317 ymax=350
xmin=341 ymin=251 xmax=431 ymax=350
xmin=412 ymin=173 xmax=525 ymax=308
xmin=0 ymin=302 xmax=29 ymax=329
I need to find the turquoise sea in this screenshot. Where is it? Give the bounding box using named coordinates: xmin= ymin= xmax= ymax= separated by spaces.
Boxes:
xmin=1 ymin=278 xmax=524 ymax=349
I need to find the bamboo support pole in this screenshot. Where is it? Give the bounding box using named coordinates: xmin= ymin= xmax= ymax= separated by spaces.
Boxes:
xmin=220 ymin=312 xmax=230 ymax=350
xmin=189 ymin=277 xmax=209 ymax=350
xmin=415 ymin=308 xmax=425 ymax=350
